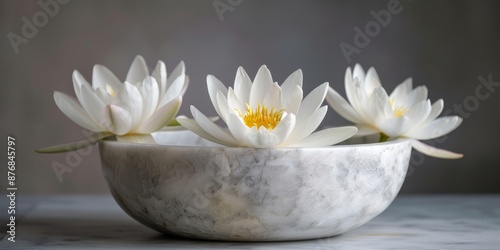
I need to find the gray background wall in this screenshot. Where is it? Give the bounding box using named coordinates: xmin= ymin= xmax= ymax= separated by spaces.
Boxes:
xmin=1 ymin=0 xmax=499 ymax=194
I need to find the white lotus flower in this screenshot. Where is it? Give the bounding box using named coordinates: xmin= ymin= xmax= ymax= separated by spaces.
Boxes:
xmin=38 ymin=55 xmax=188 ymax=153
xmin=177 ymin=65 xmax=357 ymax=148
xmin=326 ymin=64 xmax=463 ymax=159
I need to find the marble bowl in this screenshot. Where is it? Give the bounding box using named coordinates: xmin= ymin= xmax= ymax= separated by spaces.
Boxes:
xmin=99 ymin=131 xmax=411 ymax=241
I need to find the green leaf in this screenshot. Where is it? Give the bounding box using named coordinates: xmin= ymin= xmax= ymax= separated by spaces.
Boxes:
xmin=36 ymin=132 xmax=113 ymax=154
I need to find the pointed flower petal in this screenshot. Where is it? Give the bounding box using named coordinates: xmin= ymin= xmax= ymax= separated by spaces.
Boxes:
xmin=287 ymin=126 xmax=358 ymax=147
xmin=137 ymin=96 xmax=181 ymax=134
xmin=53 ymin=92 xmax=98 ymax=131
xmin=167 ymin=61 xmax=186 ymax=87
xmin=284 ymin=106 xmax=327 ymax=145
xmin=233 ymin=66 xmax=252 ymax=104
xmin=190 ymin=106 xmax=239 ymax=145
xmin=363 ymin=67 xmax=382 ymax=94
xmin=207 ymin=75 xmax=228 ymax=118
xmin=152 ymin=60 xmax=167 ymax=95
xmin=405 ymin=116 xmax=462 ymax=140
xmin=281 ymin=69 xmax=303 ymax=103
xmin=411 ymin=140 xmax=463 ymax=159
xmin=325 ymin=87 xmax=362 ymax=124
xmin=104 ymin=104 xmax=133 ymax=135
xmin=138 ymin=77 xmax=160 ymax=120
xmin=92 ymin=64 xmax=122 ymax=91
xmin=296 ymin=82 xmax=328 ymax=120
xmin=177 ymin=116 xmax=235 ymax=147
xmin=250 ymin=65 xmax=274 ymax=107
xmin=126 ymin=55 xmax=149 ymax=84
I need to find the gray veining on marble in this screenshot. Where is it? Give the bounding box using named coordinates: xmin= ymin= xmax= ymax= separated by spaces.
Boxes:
xmin=98 ymin=131 xmax=412 ymax=241
xmin=1 ymin=195 xmax=499 ymax=249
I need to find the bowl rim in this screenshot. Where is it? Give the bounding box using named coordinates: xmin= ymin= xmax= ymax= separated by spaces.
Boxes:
xmin=100 ymin=132 xmax=412 ymax=150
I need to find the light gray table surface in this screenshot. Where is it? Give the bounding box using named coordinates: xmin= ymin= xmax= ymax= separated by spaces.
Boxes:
xmin=0 ymin=195 xmax=499 ymax=249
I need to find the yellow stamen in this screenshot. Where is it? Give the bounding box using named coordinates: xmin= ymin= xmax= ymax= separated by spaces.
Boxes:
xmin=106 ymin=84 xmax=116 ymax=97
xmin=238 ymin=103 xmax=284 ymax=130
xmin=390 ymin=99 xmax=408 ymax=117
xmin=393 ymin=107 xmax=408 ymax=117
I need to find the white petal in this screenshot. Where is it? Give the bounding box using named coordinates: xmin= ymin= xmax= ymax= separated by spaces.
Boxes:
xmin=374 ymin=87 xmax=393 ymax=118
xmin=405 ymin=100 xmax=431 ymax=126
xmin=411 ymin=140 xmax=463 ymax=159
xmin=191 ymin=106 xmax=239 ymax=145
xmin=180 ymin=75 xmax=190 ymax=96
xmin=345 ymin=68 xmax=364 ymax=116
xmin=228 ymin=113 xmax=296 ymax=148
xmin=79 ymin=81 xmax=106 ymax=128
xmin=285 ymin=85 xmax=303 ymax=115
xmin=272 ymin=113 xmax=296 ymax=144
xmin=422 ymin=99 xmax=444 ymax=125
xmin=283 ymin=106 xmax=327 ymax=145
xmin=216 ymin=91 xmax=231 ymax=122
xmin=233 ymin=66 xmax=252 ymax=104
xmin=261 ymin=82 xmax=282 ymax=109
xmin=120 ymin=82 xmax=143 ymax=128
xmin=240 ymin=113 xmax=293 ymax=148
xmin=72 ymin=70 xmax=90 ymax=104
xmin=159 ymin=74 xmax=185 ymax=107
xmin=325 ymin=86 xmax=362 ymax=124
xmin=352 ymin=64 xmax=365 ymax=83
xmin=226 ymin=113 xmax=250 ymax=146
xmin=281 ymin=69 xmax=303 ymax=103
xmin=72 ymin=70 xmax=90 ymax=87
xmin=103 ymin=104 xmax=133 ymax=135
xmin=344 ymin=67 xmax=357 ymax=104
xmin=53 ymin=92 xmax=99 ymax=131
xmin=136 ymin=96 xmax=181 ymax=133
xmin=250 ymin=65 xmax=274 ymax=107
xmin=126 ymin=55 xmax=149 ymax=84
xmin=177 ymin=115 xmax=236 ymax=147
xmin=152 ymin=60 xmax=167 ymax=96
xmin=287 ymin=126 xmax=358 ymax=147
xmin=95 ymin=88 xmax=114 ymax=105
xmin=167 ymin=61 xmax=185 ymax=87
xmin=405 ymin=116 xmax=462 ymax=140
xmin=390 ymin=78 xmax=412 ymax=101
xmin=245 ymin=127 xmax=281 ymax=148
xmin=355 ymin=124 xmax=379 ymax=137
xmin=296 ymin=82 xmax=328 ymax=120
xmin=227 ymin=87 xmax=245 ymax=114
xmin=379 ymin=116 xmax=411 ymax=137
xmin=92 ymin=64 xmax=122 ymax=91
xmin=363 ymin=67 xmax=382 ymax=94
xmin=207 ymin=75 xmax=228 ymax=118
xmin=138 ymin=77 xmax=160 ymax=120
xmin=406 ymin=85 xmax=428 ymax=107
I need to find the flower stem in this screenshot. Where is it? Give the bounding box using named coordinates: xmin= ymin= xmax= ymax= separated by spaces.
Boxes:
xmin=36 ymin=132 xmax=113 ymax=154
xmin=379 ymin=133 xmax=389 ymax=142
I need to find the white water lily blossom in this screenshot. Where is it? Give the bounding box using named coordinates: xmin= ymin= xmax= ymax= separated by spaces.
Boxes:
xmin=325 ymin=64 xmax=463 ymax=159
xmin=38 ymin=55 xmax=188 ymax=153
xmin=177 ymin=65 xmax=358 ymax=148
